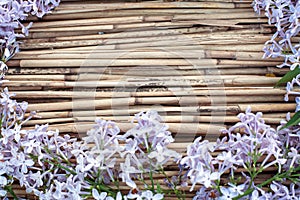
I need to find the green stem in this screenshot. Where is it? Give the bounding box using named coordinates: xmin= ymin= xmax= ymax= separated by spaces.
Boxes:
xmin=259 ymin=166 xmax=300 ymax=187
xmin=233 ymin=166 xmax=300 ymax=200
xmin=149 ymin=170 xmax=155 ymax=191
xmin=45 ymin=159 xmax=76 ymax=175
xmin=5 ymin=185 xmax=18 ymax=200
xmin=160 ymin=168 xmax=185 ymax=200
xmin=96 ymin=184 xmax=114 ymax=194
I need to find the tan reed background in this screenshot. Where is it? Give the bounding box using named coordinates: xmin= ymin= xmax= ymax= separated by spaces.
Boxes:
xmin=5 ymin=0 xmax=294 ymax=199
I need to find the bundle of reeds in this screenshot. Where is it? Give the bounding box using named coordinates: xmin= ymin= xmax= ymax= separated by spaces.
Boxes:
xmin=6 ymin=0 xmax=292 ymax=198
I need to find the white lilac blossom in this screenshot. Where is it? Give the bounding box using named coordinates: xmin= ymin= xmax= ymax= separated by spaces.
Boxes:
xmin=119 ymin=110 xmax=181 ymax=189
xmin=277 ymin=113 xmax=300 ymax=171
xmin=0 ymin=88 xmax=181 ymax=198
xmin=73 ymin=119 xmax=124 ymax=184
xmin=0 ymin=89 xmax=123 ymax=200
xmin=180 ymin=137 xmax=221 ymax=191
xmin=34 ymin=118 xmax=126 ymax=199
xmin=192 ymin=187 xmax=219 ymax=200
xmin=92 ymin=189 xmax=123 ymax=200
xmin=219 ymin=107 xmax=287 ymax=172
xmin=0 ymin=0 xmax=60 ymax=78
xmin=285 ymin=74 xmax=300 ymax=112
xmin=183 ymin=107 xmax=300 ymax=199
xmin=252 ymin=0 xmax=300 ymax=130
xmin=0 ymin=88 xmax=89 ymax=198
xmin=253 ymin=0 xmax=300 ymax=69
xmin=126 ymin=190 xmax=164 ymax=200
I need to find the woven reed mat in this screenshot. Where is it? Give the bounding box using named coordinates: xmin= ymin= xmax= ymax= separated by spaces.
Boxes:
xmin=5 ymin=0 xmax=293 ymax=199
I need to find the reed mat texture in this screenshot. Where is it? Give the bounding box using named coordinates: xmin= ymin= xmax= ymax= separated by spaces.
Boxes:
xmin=6 ymin=0 xmax=293 ymax=199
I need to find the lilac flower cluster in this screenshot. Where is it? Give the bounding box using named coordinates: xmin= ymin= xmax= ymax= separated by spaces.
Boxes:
xmin=119 ymin=110 xmax=181 ymax=189
xmin=1 ymin=85 xmax=299 ymax=199
xmin=92 ymin=190 xmax=163 ymax=200
xmin=0 ymin=0 xmax=60 ymax=78
xmin=253 ymin=0 xmax=300 ymax=69
xmin=285 ymin=74 xmax=300 ymax=111
xmin=252 ymin=0 xmax=300 ymax=143
xmin=0 ymin=87 xmax=84 ymax=199
xmin=181 ymin=107 xmax=300 ymax=199
xmin=277 ymin=113 xmax=300 ymax=172
xmin=0 ymin=88 xmax=176 ymax=199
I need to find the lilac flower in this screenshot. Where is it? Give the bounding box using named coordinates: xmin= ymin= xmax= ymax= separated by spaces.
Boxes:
xmin=148 ymin=143 xmax=180 ymax=166
xmin=0 ymin=96 xmax=180 ymax=199
xmin=285 ymin=74 xmax=300 ymax=112
xmin=0 ymin=0 xmax=60 ymax=78
xmin=185 ymin=107 xmax=300 ymax=199
xmin=0 ymin=163 xmax=8 ymax=193
xmin=74 ymin=118 xmax=124 ymax=185
xmin=267 ymin=181 xmax=300 ymax=199
xmin=13 ymin=152 xmax=34 ymax=173
xmin=127 ymin=190 xmax=164 ymax=200
xmin=219 ymin=187 xmax=239 ymax=200
xmin=180 ymin=137 xmax=219 ymax=191
xmin=52 ymin=180 xmax=65 ymax=199
xmin=287 ymin=147 xmax=300 ymax=168
xmin=119 ymin=110 xmax=180 ymax=188
xmin=92 ymin=189 xmax=110 ymax=200
xmin=2 ymin=84 xmax=298 ymax=199
xmin=277 ymin=114 xmax=300 ymax=170
xmin=120 ymin=155 xmax=141 ymax=188
xmin=0 ymin=189 xmax=6 ymax=197
xmin=192 ymin=187 xmax=219 ymax=200
xmin=250 ymin=189 xmax=271 ymax=200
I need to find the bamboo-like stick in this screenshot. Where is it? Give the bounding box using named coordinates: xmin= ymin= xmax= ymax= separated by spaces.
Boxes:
xmin=26 ymin=95 xmax=284 ymax=111
xmin=9 ymin=59 xmax=281 ymax=68
xmin=14 ymin=51 xmax=207 ymax=59
xmin=53 ymin=43 xmax=267 ymax=52
xmin=26 ymin=25 xmax=272 ymax=39
xmin=27 ymin=28 xmax=246 ymax=42
xmin=103 ymin=67 xmax=286 ymax=76
xmin=5 ymin=86 xmax=43 ymax=91
xmin=23 ymin=121 xmax=226 ymax=135
xmin=20 ymin=34 xmax=271 ymax=50
xmin=27 ymin=7 xmax=254 ymax=21
xmin=25 ymin=109 xmax=295 ymax=123
xmin=11 ymin=59 xmax=218 ymax=67
xmin=12 ymin=50 xmax=281 ymax=62
xmin=34 ymin=32 xmax=271 ymax=45
xmin=18 ymin=42 xmax=267 ymax=52
xmin=29 ymin=24 xmax=114 ymax=32
xmin=2 ymin=76 xmax=280 ymax=88
xmin=25 ymin=115 xmax=284 ymax=126
xmin=30 ymin=16 xmax=144 ymax=28
xmin=26 ymin=98 xmax=295 ymax=112
xmin=172 ymin=12 xmax=263 ymax=20
xmin=7 ymin=66 xmax=286 ymax=76
xmin=54 ymin=2 xmax=239 ymax=11
xmin=4 ymin=74 xmax=66 ymax=81
xmin=27 ymin=97 xmax=136 ymax=111
xmin=10 ymin=88 xmax=287 ymax=99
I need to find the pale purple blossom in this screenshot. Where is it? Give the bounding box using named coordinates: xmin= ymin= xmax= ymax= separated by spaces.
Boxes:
xmin=92 ymin=189 xmax=117 ymax=200
xmin=0 ymin=85 xmax=299 ymax=199
xmin=127 ymin=190 xmax=164 ymax=200
xmin=0 ymin=0 xmax=60 ymax=78
xmin=253 ymin=0 xmax=300 ymax=70
xmin=285 ymin=74 xmax=300 ymax=112
xmin=188 ymin=107 xmax=300 ymax=199
xmin=119 ymin=110 xmax=180 ymax=188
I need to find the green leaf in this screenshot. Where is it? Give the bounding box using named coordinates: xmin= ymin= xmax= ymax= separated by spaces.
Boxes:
xmin=275 ymin=66 xmax=300 ymax=87
xmin=280 ymin=111 xmax=300 ymax=129
xmin=156 ymin=181 xmax=163 ymax=193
